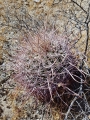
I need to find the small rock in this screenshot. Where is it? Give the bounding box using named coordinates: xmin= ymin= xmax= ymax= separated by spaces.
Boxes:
xmin=88 ymin=115 xmax=90 ymax=119
xmin=33 ymin=0 xmax=40 ymax=3
xmin=53 ymin=0 xmax=61 ymax=4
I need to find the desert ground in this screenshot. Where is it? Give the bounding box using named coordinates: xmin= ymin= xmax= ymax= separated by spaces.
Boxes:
xmin=0 ymin=0 xmax=90 ymax=120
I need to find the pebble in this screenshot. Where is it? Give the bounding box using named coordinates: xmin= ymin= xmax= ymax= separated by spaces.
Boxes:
xmin=33 ymin=0 xmax=40 ymax=3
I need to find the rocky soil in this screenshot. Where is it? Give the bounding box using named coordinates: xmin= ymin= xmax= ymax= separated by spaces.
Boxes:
xmin=0 ymin=0 xmax=90 ymax=120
